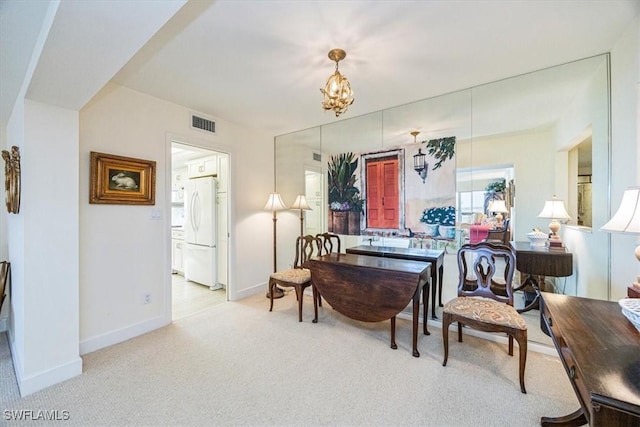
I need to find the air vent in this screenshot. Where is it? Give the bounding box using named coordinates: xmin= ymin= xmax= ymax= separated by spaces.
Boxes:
xmin=313 ymin=152 xmax=321 ymax=162
xmin=191 ymin=114 xmax=216 ymax=134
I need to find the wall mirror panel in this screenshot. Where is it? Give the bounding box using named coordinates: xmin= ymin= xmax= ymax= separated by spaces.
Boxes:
xmin=274 ymin=53 xmax=611 ymax=344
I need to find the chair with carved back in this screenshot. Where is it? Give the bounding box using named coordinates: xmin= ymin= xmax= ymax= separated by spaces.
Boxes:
xmin=484 ymin=218 xmax=511 ymax=245
xmin=0 ymin=261 xmax=9 ymax=314
xmin=442 ymin=241 xmax=528 ymax=393
xmin=269 ymin=235 xmax=323 ymax=322
xmin=314 ymin=232 xmax=342 ymax=307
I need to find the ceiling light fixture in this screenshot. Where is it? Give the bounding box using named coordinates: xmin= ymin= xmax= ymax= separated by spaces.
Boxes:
xmin=320 ymin=48 xmax=354 ymax=117
xmin=411 ymin=131 xmax=428 ymax=183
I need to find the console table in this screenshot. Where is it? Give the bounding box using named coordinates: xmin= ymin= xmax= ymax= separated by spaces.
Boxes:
xmin=308 ymin=253 xmax=431 ymax=357
xmin=540 ymin=292 xmax=640 ymax=426
xmin=510 ymin=241 xmax=573 ymax=313
xmin=345 ymin=245 xmax=444 ymax=322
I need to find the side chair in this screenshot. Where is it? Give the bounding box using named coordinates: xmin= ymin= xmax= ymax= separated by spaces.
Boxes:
xmin=269 ymin=235 xmax=323 ymax=322
xmin=442 ymin=242 xmax=528 ymax=393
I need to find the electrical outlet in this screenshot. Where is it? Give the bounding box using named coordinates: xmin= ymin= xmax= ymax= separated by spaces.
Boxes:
xmin=144 ymin=293 xmax=151 ymax=304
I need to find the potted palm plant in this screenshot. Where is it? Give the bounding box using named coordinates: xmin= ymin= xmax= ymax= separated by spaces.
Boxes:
xmin=328 ymin=152 xmax=364 ymax=234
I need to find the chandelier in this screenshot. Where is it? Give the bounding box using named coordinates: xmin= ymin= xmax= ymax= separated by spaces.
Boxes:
xmin=320 ymin=48 xmax=354 ymax=117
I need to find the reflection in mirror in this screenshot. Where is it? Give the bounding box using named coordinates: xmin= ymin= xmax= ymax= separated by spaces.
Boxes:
xmin=569 ymin=135 xmax=593 ymax=227
xmin=274 ymin=54 xmax=610 ymax=346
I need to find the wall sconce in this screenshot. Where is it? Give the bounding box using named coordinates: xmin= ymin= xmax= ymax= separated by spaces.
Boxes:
xmin=320 ymin=48 xmax=354 ymax=117
xmin=411 ymin=131 xmax=428 ymax=183
xmin=538 ymin=195 xmax=571 ymax=246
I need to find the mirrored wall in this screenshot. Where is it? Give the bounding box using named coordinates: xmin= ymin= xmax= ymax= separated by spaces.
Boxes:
xmin=274 ymin=53 xmax=611 ymax=343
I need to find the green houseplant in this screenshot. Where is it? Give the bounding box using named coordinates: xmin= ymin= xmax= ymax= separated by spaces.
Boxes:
xmin=327 ymin=152 xmax=364 ymax=234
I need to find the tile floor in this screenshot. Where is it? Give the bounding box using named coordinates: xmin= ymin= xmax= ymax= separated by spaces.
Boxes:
xmin=171 ymin=273 xmax=227 ymax=320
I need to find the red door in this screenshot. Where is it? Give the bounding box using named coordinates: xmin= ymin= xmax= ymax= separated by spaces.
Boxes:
xmin=366 ymin=157 xmax=399 ymax=229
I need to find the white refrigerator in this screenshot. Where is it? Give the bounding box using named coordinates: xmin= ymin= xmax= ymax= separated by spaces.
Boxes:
xmin=184 ymin=176 xmax=220 ymax=290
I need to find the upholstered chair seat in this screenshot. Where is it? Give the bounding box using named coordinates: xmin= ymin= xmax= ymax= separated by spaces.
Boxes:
xmin=443 ymin=297 xmax=527 ymax=330
xmin=270 ymin=268 xmax=310 ymax=284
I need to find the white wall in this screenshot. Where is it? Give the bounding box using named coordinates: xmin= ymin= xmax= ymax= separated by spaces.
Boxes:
xmin=79 ymin=83 xmax=273 ymax=354
xmin=609 ymin=15 xmax=640 ymax=300
xmin=6 ymin=99 xmax=82 ymax=396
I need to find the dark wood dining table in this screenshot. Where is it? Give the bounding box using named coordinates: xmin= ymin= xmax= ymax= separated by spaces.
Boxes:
xmin=308 ymin=253 xmax=431 ymax=357
xmin=345 ymin=245 xmax=445 ymax=325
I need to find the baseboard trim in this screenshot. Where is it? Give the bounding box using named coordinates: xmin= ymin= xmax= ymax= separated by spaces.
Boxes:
xmin=7 ymin=328 xmax=83 ymax=397
xmin=231 ymin=281 xmax=265 ymax=301
xmin=80 ymin=314 xmax=170 ymax=355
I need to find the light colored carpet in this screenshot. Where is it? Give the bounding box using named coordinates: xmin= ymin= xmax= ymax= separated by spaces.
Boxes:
xmin=1 ymin=292 xmax=579 ymax=426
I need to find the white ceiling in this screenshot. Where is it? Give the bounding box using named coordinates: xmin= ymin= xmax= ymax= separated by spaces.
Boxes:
xmin=1 ymin=0 xmax=638 ymax=137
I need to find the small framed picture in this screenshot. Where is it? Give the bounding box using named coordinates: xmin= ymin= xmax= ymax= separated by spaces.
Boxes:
xmin=89 ymin=152 xmax=156 ymax=205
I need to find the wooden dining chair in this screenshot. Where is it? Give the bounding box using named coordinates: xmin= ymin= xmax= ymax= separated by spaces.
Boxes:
xmin=269 ymin=235 xmax=323 ymax=322
xmin=442 ymin=242 xmax=528 ymax=393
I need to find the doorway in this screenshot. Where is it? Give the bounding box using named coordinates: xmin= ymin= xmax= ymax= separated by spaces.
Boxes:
xmin=171 ymin=141 xmax=230 ymax=320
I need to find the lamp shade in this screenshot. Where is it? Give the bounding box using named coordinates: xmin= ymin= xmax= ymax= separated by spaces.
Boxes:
xmin=538 ymin=197 xmax=570 ymax=220
xmin=290 ymin=194 xmax=311 ymax=210
xmin=601 ymin=186 xmax=640 ymax=234
xmin=264 ymin=193 xmax=287 ymax=212
xmin=488 ymin=199 xmax=508 ymax=213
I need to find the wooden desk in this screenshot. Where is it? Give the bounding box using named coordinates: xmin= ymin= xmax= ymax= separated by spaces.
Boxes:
xmin=540 ymin=292 xmax=640 ymax=426
xmin=510 ymin=241 xmax=573 ymax=313
xmin=345 ymin=245 xmax=444 ymax=323
xmin=308 ymin=253 xmax=431 ymax=357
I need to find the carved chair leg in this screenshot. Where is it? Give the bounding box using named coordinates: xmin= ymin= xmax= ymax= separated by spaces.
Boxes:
xmin=457 ymin=321 xmax=463 ymax=342
xmin=269 ymin=279 xmax=275 ymax=312
xmin=516 ymin=331 xmax=528 ymax=394
xmin=508 ymin=335 xmax=514 ymax=356
xmin=442 ymin=313 xmax=450 ymax=366
xmin=294 ymin=286 xmax=303 ymax=322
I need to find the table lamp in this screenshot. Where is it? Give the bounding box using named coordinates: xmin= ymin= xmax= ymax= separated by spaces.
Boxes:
xmin=488 ymin=199 xmax=508 ymax=227
xmin=538 ymin=195 xmax=571 ymax=246
xmin=264 ymin=193 xmax=287 ymax=298
xmin=290 ymin=194 xmax=312 ymax=237
xmin=601 ymin=186 xmax=640 ymax=287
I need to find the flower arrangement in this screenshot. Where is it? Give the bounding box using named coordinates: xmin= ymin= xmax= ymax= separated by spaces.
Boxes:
xmin=420 ymin=205 xmax=456 ymax=226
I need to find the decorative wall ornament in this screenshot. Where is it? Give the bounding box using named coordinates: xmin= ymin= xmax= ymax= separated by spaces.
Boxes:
xmin=2 ymin=146 xmax=21 ymax=214
xmin=90 ymin=152 xmax=156 ymax=205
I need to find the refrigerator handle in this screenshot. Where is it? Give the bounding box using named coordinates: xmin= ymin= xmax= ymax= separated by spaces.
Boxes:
xmin=190 ymin=190 xmax=198 ymax=232
xmin=194 ymin=191 xmax=201 ymax=230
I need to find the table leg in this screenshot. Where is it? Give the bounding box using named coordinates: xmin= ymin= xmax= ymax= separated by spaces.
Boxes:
xmin=412 ymin=287 xmax=421 ymax=357
xmin=390 ymin=316 xmax=397 ymax=350
xmin=438 ymin=264 xmax=444 ymax=307
xmin=430 ymin=263 xmax=444 ymax=319
xmin=516 ymin=274 xmax=541 ymax=314
xmin=422 ymin=280 xmax=431 ymax=336
xmin=540 ymin=407 xmax=587 ymax=426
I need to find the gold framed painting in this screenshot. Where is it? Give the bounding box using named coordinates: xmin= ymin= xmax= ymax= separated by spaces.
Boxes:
xmin=90 ymin=152 xmax=156 ymax=205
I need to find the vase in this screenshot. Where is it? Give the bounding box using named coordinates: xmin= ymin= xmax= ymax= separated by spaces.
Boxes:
xmin=332 ymin=211 xmax=348 ymax=234
xmin=439 ymin=225 xmax=456 ymax=239
xmin=424 ymin=223 xmax=439 ymax=237
xmin=348 ymin=211 xmax=361 ymax=235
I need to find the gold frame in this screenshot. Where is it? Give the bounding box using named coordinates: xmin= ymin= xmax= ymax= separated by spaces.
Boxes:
xmin=90 ymin=152 xmax=156 ymax=205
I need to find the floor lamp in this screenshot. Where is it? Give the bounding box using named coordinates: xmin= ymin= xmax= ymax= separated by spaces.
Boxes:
xmin=290 ymin=194 xmax=312 ymax=237
xmin=264 ymin=193 xmax=287 ymax=298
